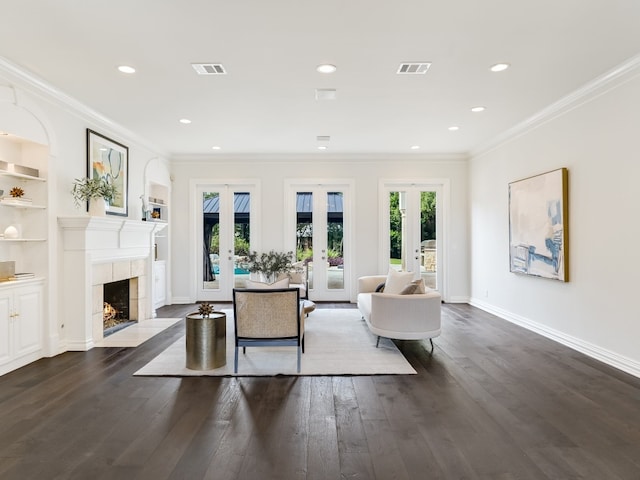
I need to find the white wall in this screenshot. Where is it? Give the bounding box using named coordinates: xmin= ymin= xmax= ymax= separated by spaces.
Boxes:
xmin=169 ymin=157 xmax=469 ymax=303
xmin=0 ymin=71 xmax=169 ymax=355
xmin=469 ymin=70 xmax=640 ymax=377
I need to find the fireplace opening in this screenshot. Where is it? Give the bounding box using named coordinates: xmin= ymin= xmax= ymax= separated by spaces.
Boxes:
xmin=103 ymin=279 xmax=135 ymax=336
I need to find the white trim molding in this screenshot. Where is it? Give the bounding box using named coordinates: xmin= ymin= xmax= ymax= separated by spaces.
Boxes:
xmin=0 ymin=55 xmax=167 ymax=158
xmin=472 ymin=53 xmax=640 ymax=158
xmin=470 ymin=297 xmax=640 ymax=379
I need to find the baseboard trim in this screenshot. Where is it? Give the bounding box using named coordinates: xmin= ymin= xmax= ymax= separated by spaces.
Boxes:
xmin=469 ymin=298 xmax=640 ymax=379
xmin=445 ymin=295 xmax=470 ymax=304
xmin=171 ymin=296 xmax=194 ymax=304
xmin=65 ymin=339 xmax=95 ymax=352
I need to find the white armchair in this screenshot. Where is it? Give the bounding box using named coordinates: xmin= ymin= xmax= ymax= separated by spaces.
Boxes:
xmin=357 ymin=275 xmax=441 ymax=350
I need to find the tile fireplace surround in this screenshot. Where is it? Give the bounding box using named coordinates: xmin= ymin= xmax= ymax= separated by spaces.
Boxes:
xmin=58 ymin=217 xmax=162 ymax=351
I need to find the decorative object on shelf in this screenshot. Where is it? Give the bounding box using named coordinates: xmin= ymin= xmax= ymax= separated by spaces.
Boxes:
xmin=87 ymin=129 xmax=129 ymax=216
xmin=9 ymin=186 xmax=24 ymax=197
xmin=151 ymin=208 xmax=161 ymax=219
xmin=71 ymin=177 xmax=117 ymax=217
xmin=140 ymin=194 xmax=150 ymax=220
xmin=3 ymin=225 xmax=20 ymax=239
xmin=242 ymin=250 xmax=295 ymax=283
xmin=1 ymin=195 xmax=32 ymax=205
xmin=509 ymin=167 xmax=568 ymax=282
xmin=0 ymin=261 xmax=16 ymax=281
xmin=198 ymin=302 xmax=214 ymax=317
xmin=0 ymin=161 xmax=39 ymax=177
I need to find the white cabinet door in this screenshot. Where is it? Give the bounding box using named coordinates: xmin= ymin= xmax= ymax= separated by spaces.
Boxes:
xmin=154 ymin=261 xmax=166 ymax=308
xmin=12 ymin=285 xmax=42 ymax=358
xmin=0 ymin=282 xmax=43 ymax=374
xmin=0 ymin=292 xmax=11 ymax=366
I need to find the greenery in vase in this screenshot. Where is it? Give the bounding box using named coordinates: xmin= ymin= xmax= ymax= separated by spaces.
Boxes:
xmin=243 ymin=250 xmax=295 ymax=283
xmin=71 ymin=177 xmax=117 ymax=207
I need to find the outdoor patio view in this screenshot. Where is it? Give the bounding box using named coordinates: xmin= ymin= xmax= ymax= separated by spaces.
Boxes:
xmin=201 ymin=190 xmax=436 ymax=294
xmin=389 ymin=191 xmax=437 ymax=289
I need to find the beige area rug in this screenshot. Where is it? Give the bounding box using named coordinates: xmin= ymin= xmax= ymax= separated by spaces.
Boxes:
xmin=94 ymin=318 xmax=182 ymax=347
xmin=134 ymin=309 xmax=416 ymax=376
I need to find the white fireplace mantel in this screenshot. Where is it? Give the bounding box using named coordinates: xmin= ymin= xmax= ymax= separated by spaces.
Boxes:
xmin=58 ymin=216 xmax=163 ymax=261
xmin=58 ymin=216 xmax=165 ymax=350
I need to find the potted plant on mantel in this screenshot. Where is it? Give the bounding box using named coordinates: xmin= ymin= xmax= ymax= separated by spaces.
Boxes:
xmin=242 ymin=250 xmax=296 ymax=284
xmin=71 ymin=177 xmax=117 ymax=216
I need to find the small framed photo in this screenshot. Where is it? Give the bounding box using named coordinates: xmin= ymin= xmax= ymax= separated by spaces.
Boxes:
xmin=87 ymin=129 xmax=129 ymax=216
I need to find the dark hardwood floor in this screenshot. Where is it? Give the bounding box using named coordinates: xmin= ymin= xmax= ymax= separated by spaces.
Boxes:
xmin=1 ymin=303 xmax=639 ymax=479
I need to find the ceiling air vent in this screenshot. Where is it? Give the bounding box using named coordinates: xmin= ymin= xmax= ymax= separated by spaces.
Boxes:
xmin=397 ymin=62 xmax=432 ymax=74
xmin=191 ymin=63 xmax=227 ymax=75
xmin=317 ymin=136 xmax=331 ymax=142
xmin=315 ymin=88 xmax=337 ymax=100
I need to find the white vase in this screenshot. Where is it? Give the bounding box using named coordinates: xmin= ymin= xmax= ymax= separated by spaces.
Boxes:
xmin=3 ymin=225 xmax=19 ymax=239
xmin=88 ymin=198 xmax=107 ymax=216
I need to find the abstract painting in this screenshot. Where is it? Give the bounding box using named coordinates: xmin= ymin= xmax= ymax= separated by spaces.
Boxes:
xmin=509 ymin=168 xmax=568 ymax=281
xmin=86 ymin=129 xmax=128 ymax=216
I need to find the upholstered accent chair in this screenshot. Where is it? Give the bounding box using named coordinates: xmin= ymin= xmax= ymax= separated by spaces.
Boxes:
xmin=232 ymin=288 xmax=304 ymax=373
xmin=357 ymin=274 xmax=441 ymax=351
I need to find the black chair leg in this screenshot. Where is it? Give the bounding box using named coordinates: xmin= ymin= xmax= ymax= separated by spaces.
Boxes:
xmin=376 ymin=336 xmax=381 ymax=348
xmin=429 ymin=338 xmax=434 ymax=353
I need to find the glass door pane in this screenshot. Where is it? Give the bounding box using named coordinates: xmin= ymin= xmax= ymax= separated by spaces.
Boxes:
xmin=419 ymin=190 xmax=437 ymax=289
xmin=326 ymin=191 xmax=344 ymax=290
xmin=388 ymin=191 xmax=403 ymax=272
xmin=296 ymin=192 xmax=313 ymax=289
xmin=203 ymin=191 xmax=220 ymax=291
xmin=233 ymin=192 xmax=251 ymax=288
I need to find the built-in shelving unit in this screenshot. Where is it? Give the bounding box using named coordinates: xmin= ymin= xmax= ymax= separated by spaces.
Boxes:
xmin=0 ymin=132 xmax=48 ymax=376
xmin=146 ymin=182 xmax=168 ymax=223
xmin=0 ymin=135 xmax=48 ymax=271
xmin=145 ymin=177 xmax=170 ymax=312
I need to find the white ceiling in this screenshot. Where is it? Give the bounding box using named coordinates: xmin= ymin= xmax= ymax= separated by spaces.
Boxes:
xmin=1 ymin=1 xmax=639 ymax=157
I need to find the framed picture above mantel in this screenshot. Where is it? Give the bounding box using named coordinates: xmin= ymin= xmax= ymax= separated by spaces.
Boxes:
xmin=508 ymin=167 xmax=568 ymax=282
xmin=86 ymin=129 xmax=128 ymax=216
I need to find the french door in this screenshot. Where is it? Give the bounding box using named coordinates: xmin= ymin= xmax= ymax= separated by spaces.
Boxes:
xmin=196 ymin=182 xmax=259 ymax=301
xmin=381 ymin=182 xmax=443 ymax=292
xmin=285 ymin=180 xmax=352 ymax=301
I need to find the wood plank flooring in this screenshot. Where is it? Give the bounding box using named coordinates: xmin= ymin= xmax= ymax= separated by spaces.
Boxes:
xmin=1 ymin=303 xmax=639 ymax=479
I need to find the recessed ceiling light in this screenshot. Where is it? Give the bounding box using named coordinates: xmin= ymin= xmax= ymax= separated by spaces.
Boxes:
xmin=411 ymin=145 xmax=420 ymax=150
xmin=471 ymin=106 xmax=486 ymax=112
xmin=448 ymin=126 xmax=459 ymax=131
xmin=212 ymin=146 xmax=221 ymax=150
xmin=490 ymin=63 xmax=510 ymax=72
xmin=117 ymin=65 xmax=136 ymax=74
xmin=179 ymin=118 xmax=192 ymax=124
xmin=317 ymin=145 xmax=328 ymax=150
xmin=316 ymin=64 xmax=337 ymax=74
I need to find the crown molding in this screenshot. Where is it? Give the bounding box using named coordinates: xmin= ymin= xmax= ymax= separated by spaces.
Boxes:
xmin=0 ymin=56 xmax=168 ymax=158
xmin=171 ymin=152 xmax=469 ymax=164
xmin=471 ymin=53 xmax=640 ymax=158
